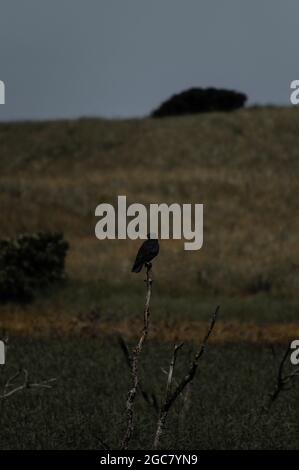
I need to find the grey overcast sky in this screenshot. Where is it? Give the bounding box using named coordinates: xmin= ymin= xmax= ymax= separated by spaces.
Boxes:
xmin=0 ymin=0 xmax=297 ymax=121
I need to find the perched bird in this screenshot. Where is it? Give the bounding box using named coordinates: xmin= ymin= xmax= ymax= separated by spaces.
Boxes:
xmin=131 ymin=233 xmax=159 ymax=273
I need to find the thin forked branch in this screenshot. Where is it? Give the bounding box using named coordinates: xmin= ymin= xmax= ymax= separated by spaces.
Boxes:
xmin=165 ymin=343 xmax=184 ymax=404
xmin=118 ymin=335 xmax=159 ymax=414
xmin=1 ymin=368 xmax=56 ymax=400
xmin=120 ymin=263 xmax=153 ymax=450
xmin=265 ymin=341 xmax=299 ymax=411
xmin=153 ymin=305 xmax=219 ymax=449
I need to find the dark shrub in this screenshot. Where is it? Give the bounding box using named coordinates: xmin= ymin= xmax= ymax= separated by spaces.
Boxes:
xmin=0 ymin=232 xmax=69 ymax=302
xmin=151 ymin=87 xmax=247 ymax=118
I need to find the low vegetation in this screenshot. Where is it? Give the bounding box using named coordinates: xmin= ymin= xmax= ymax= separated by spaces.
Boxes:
xmin=0 ymin=232 xmax=68 ymax=302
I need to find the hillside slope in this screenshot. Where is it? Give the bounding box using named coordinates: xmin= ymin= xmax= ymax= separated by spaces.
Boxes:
xmin=0 ymin=107 xmax=298 ymax=300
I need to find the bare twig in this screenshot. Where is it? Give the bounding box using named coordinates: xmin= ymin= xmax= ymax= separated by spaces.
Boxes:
xmin=118 ymin=335 xmax=159 ymax=414
xmin=179 ymin=381 xmax=193 ymax=426
xmin=165 ymin=343 xmax=184 ymax=404
xmin=179 ymin=346 xmax=194 ymax=426
xmin=0 ymin=368 xmax=56 ymax=400
xmin=120 ymin=263 xmax=153 ymax=450
xmin=154 ymin=342 xmax=184 ymax=449
xmin=153 ymin=305 xmax=219 ymax=449
xmin=264 ymin=341 xmax=299 ymax=411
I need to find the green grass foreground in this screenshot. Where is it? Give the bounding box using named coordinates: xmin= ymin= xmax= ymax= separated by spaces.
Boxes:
xmin=1 ymin=337 xmax=298 ymax=450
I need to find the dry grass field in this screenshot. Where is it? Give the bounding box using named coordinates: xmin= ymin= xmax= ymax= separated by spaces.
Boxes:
xmin=0 ymin=106 xmax=299 ymax=449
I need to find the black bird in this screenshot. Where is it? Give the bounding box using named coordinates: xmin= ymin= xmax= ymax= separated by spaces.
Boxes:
xmin=131 ymin=233 xmax=159 ymax=273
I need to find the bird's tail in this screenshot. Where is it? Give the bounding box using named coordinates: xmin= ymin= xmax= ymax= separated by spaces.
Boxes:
xmin=131 ymin=263 xmax=143 ymax=273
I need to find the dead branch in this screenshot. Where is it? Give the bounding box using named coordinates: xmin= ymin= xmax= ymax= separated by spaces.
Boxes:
xmin=0 ymin=368 xmax=56 ymax=400
xmin=154 ymin=342 xmax=184 ymax=449
xmin=118 ymin=335 xmax=159 ymax=414
xmin=120 ymin=263 xmax=153 ymax=450
xmin=264 ymin=341 xmax=299 ymax=411
xmin=153 ymin=305 xmax=219 ymax=449
xmin=179 ymin=381 xmax=193 ymax=428
xmin=165 ymin=343 xmax=184 ymax=404
xmin=179 ymin=346 xmax=194 ymax=426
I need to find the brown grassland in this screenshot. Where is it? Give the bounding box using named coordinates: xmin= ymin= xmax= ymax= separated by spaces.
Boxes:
xmin=0 ymin=106 xmax=299 ymax=340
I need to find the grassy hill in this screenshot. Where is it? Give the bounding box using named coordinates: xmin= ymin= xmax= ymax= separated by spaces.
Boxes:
xmin=1 ymin=106 xmax=299 ymax=323
xmin=0 ymin=107 xmax=299 ymax=449
xmin=0 ymin=108 xmax=299 ymax=324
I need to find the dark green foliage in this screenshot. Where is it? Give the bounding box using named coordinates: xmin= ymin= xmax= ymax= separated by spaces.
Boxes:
xmin=151 ymin=87 xmax=247 ymax=117
xmin=0 ymin=232 xmax=69 ymax=302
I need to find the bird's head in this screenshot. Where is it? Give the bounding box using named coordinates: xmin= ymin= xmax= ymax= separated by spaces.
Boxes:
xmin=147 ymin=232 xmax=158 ymax=240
